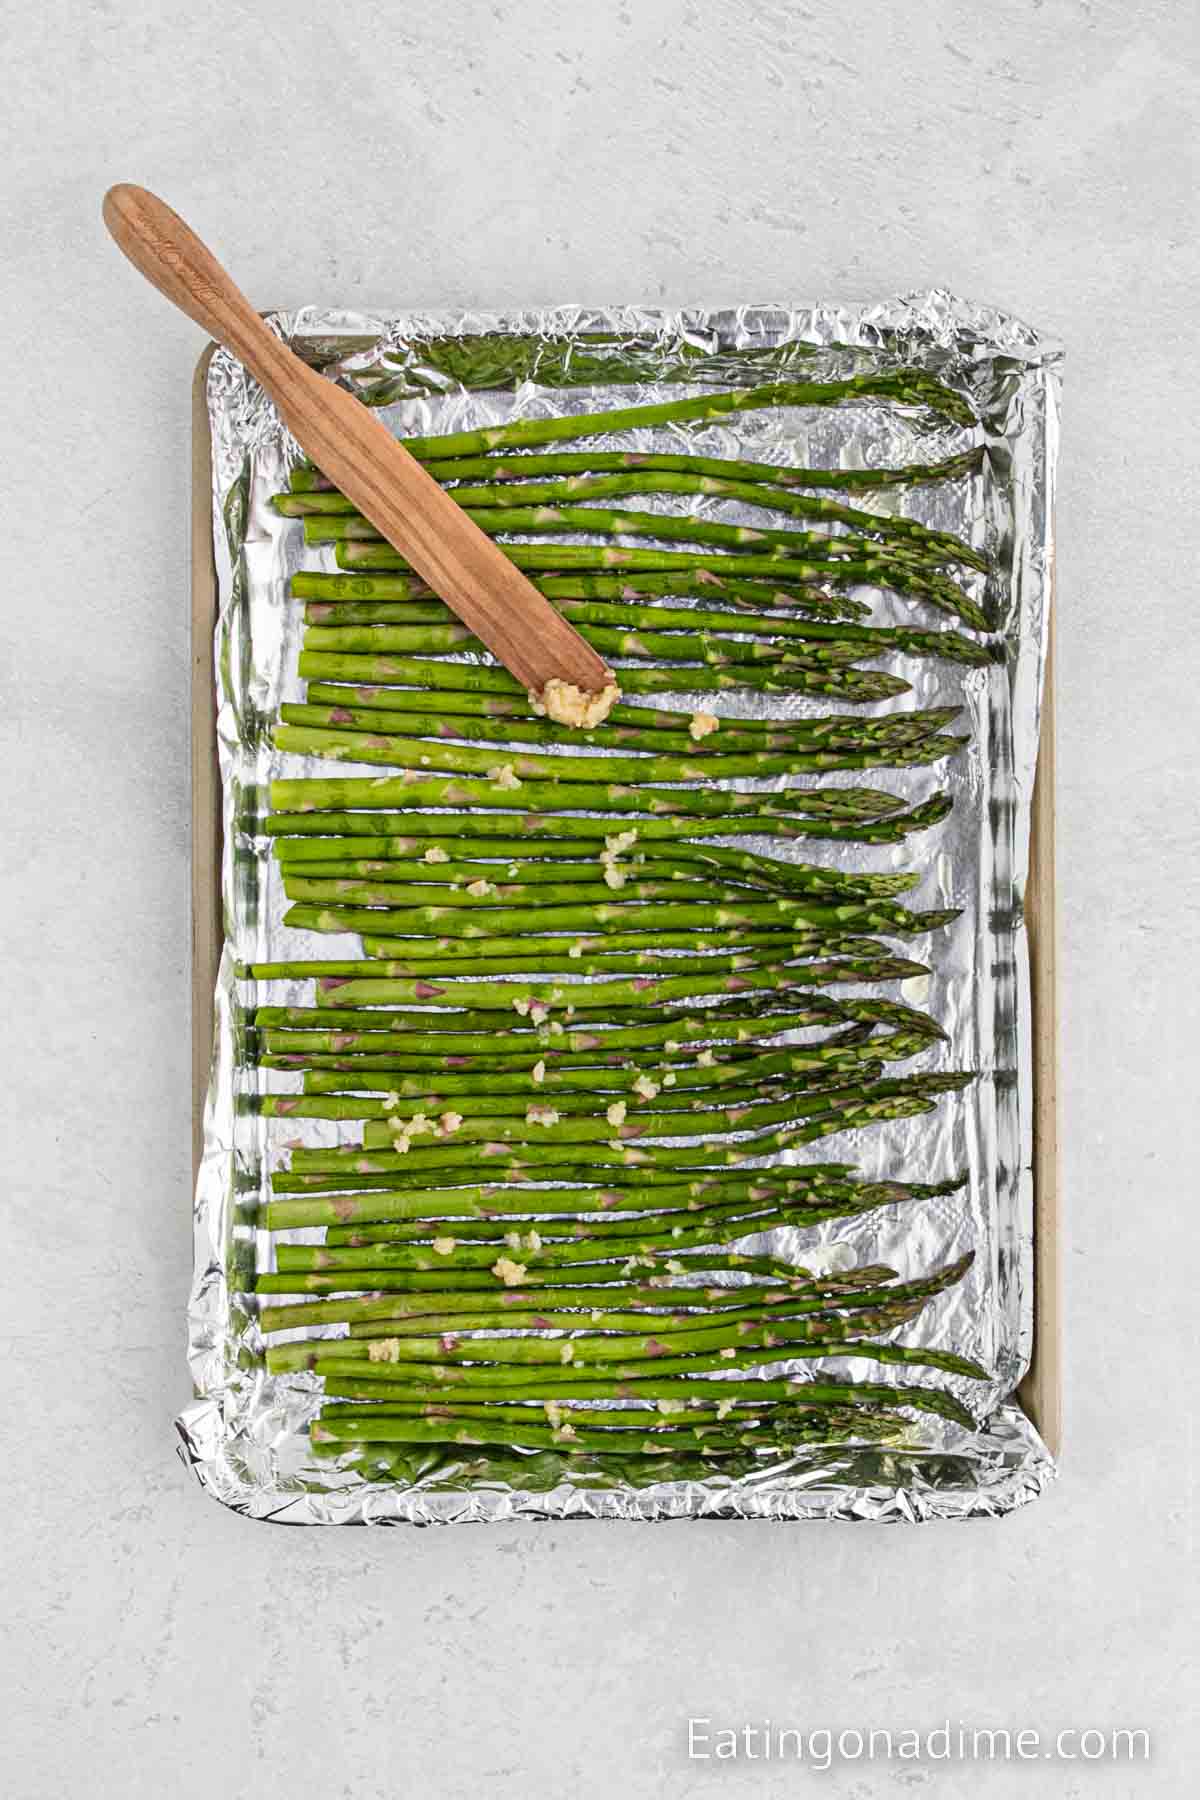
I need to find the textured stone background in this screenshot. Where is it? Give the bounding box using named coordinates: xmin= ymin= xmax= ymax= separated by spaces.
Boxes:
xmin=3 ymin=2 xmax=1197 ymax=1795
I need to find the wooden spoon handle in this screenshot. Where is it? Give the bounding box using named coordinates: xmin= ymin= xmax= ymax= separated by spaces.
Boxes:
xmin=103 ymin=184 xmax=614 ymax=703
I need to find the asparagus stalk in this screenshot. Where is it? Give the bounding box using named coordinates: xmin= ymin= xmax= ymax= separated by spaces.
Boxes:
xmin=252 ymin=995 xmax=936 ymax=1052
xmin=259 ymin=1266 xmax=907 ymax=1333
xmin=287 ymin=956 xmax=929 ymax=1006
xmin=276 ymin=1095 xmax=957 ymax=1185
xmin=328 ymin=949 xmax=884 ymax=983
xmin=273 ymin=721 xmax=965 ymax=783
xmin=263 ymin=1171 xmax=958 ymax=1235
xmin=288 ymin=691 xmax=963 ymax=754
xmin=261 ymin=792 xmax=953 ymax=844
xmin=292 ymin=1032 xmax=932 ymax=1100
xmin=274 ymin=885 xmax=950 ymax=932
xmin=283 ymin=900 xmax=948 ymax=946
xmin=260 ymin=935 xmax=892 ymax=977
xmin=289 ymin=1328 xmax=983 ymax=1387
xmin=308 ymin=1416 xmax=858 ymax=1458
xmin=302 ymin=616 xmax=882 ymax=672
xmin=268 ymin=765 xmax=908 ymax=820
xmin=300 ymin=601 xmax=993 ymax=661
xmin=282 ymin=1077 xmax=967 ymax=1175
xmin=304 ymin=501 xmax=956 ymax=578
xmin=293 ymin=569 xmax=873 ymax=621
xmin=338 ymin=1071 xmax=966 ymax=1154
xmin=330 ymin=541 xmax=988 ymax=632
xmin=318 ymin=1184 xmax=908 ymax=1251
xmin=282 ymin=1304 xmax=939 ymax=1377
xmin=273 ymin=715 xmax=964 ymax=785
xmin=316 ymin=1372 xmax=976 ymax=1429
xmin=383 ymin=374 xmax=975 ymax=462
xmin=294 ymin=443 xmax=983 ymax=493
xmin=271 ymin=852 xmax=924 ymax=906
xmin=277 ymin=471 xmax=985 ymax=570
xmin=273 ymin=1255 xmax=970 ymax=1346
xmin=268 ymin=826 xmax=926 ymax=897
xmin=298 ymin=648 xmax=913 ymax=703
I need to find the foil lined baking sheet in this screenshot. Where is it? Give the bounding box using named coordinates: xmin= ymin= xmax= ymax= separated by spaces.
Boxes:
xmin=179 ymin=294 xmax=1061 ymax=1524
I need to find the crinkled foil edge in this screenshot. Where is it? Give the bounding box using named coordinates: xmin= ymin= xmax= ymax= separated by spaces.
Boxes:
xmin=179 ymin=293 xmax=1060 ymax=1524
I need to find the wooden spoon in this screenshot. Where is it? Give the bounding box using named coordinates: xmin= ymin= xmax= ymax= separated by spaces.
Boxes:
xmin=103 ymin=184 xmax=618 ymax=724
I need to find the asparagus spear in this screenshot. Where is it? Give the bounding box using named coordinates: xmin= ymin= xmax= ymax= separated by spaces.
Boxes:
xmin=286 ymin=1303 xmax=940 ymax=1378
xmin=308 ymin=1416 xmax=858 ymax=1458
xmin=288 ymin=691 xmax=962 ymax=754
xmin=292 ymin=1031 xmax=931 ymax=1100
xmin=277 ymin=471 xmax=985 ymax=570
xmin=272 ymin=717 xmax=965 ymax=785
xmin=268 ymin=826 xmax=926 ymax=896
xmin=274 ymin=885 xmax=949 ymax=932
xmin=259 ymin=1267 xmax=908 ymax=1333
xmin=294 ymin=443 xmax=983 ymax=494
xmin=290 ymin=1329 xmax=982 ymax=1387
xmin=268 ymin=764 xmax=909 ymax=819
xmin=323 ymin=949 xmax=884 ymax=983
xmin=316 ymin=1181 xmax=911 ymax=1251
xmin=273 ymin=1254 xmax=969 ymax=1345
xmin=330 ymin=541 xmax=988 ymax=632
xmin=293 ymin=569 xmax=873 ymax=621
xmin=304 ymin=501 xmax=957 ymax=580
xmin=285 ymin=956 xmax=929 ymax=1005
xmin=281 ymin=1077 xmax=967 ymax=1176
xmin=270 ymin=851 xmax=924 ymax=906
xmin=298 ymin=648 xmax=913 ymax=703
xmin=259 ymin=935 xmax=893 ymax=978
xmin=284 ymin=900 xmax=948 ymax=947
xmin=251 ymin=995 xmax=937 ymax=1051
xmin=316 ymin=1372 xmax=976 ymax=1429
xmin=381 ymin=374 xmax=975 ymax=462
xmin=263 ymin=1171 xmax=959 ymax=1234
xmin=302 ymin=616 xmax=883 ymax=673
xmin=298 ymin=601 xmax=993 ymax=661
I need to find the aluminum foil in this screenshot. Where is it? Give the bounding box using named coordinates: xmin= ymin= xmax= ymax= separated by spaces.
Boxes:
xmin=180 ymin=294 xmax=1061 ymax=1524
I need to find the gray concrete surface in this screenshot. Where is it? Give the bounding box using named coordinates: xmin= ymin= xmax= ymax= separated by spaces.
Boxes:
xmin=3 ymin=1 xmax=1198 ymax=1795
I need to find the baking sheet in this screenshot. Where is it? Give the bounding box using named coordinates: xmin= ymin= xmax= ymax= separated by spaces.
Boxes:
xmin=179 ymin=295 xmax=1061 ymax=1523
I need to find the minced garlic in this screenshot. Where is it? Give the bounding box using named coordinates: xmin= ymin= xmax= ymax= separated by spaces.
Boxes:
xmin=526 ymin=1105 xmax=560 ymax=1128
xmin=606 ymin=1100 xmax=627 ymax=1127
xmin=423 ymin=845 xmax=449 ymax=864
xmin=689 ymin=710 xmax=719 ymax=740
xmin=531 ymin=1060 xmax=546 ymax=1084
xmin=538 ymin=677 xmax=620 ymax=729
xmin=465 ymin=878 xmax=493 ymax=898
xmin=492 ymin=1257 xmax=527 ymax=1286
xmin=488 ymin=763 xmax=522 ymax=790
xmin=431 ymin=1236 xmax=457 ymax=1256
xmin=439 ymin=1111 xmax=463 ymax=1136
xmin=367 ymin=1339 xmax=401 ymax=1363
xmin=632 ymin=1075 xmax=659 ymax=1100
xmin=605 ymin=829 xmax=638 ymax=855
